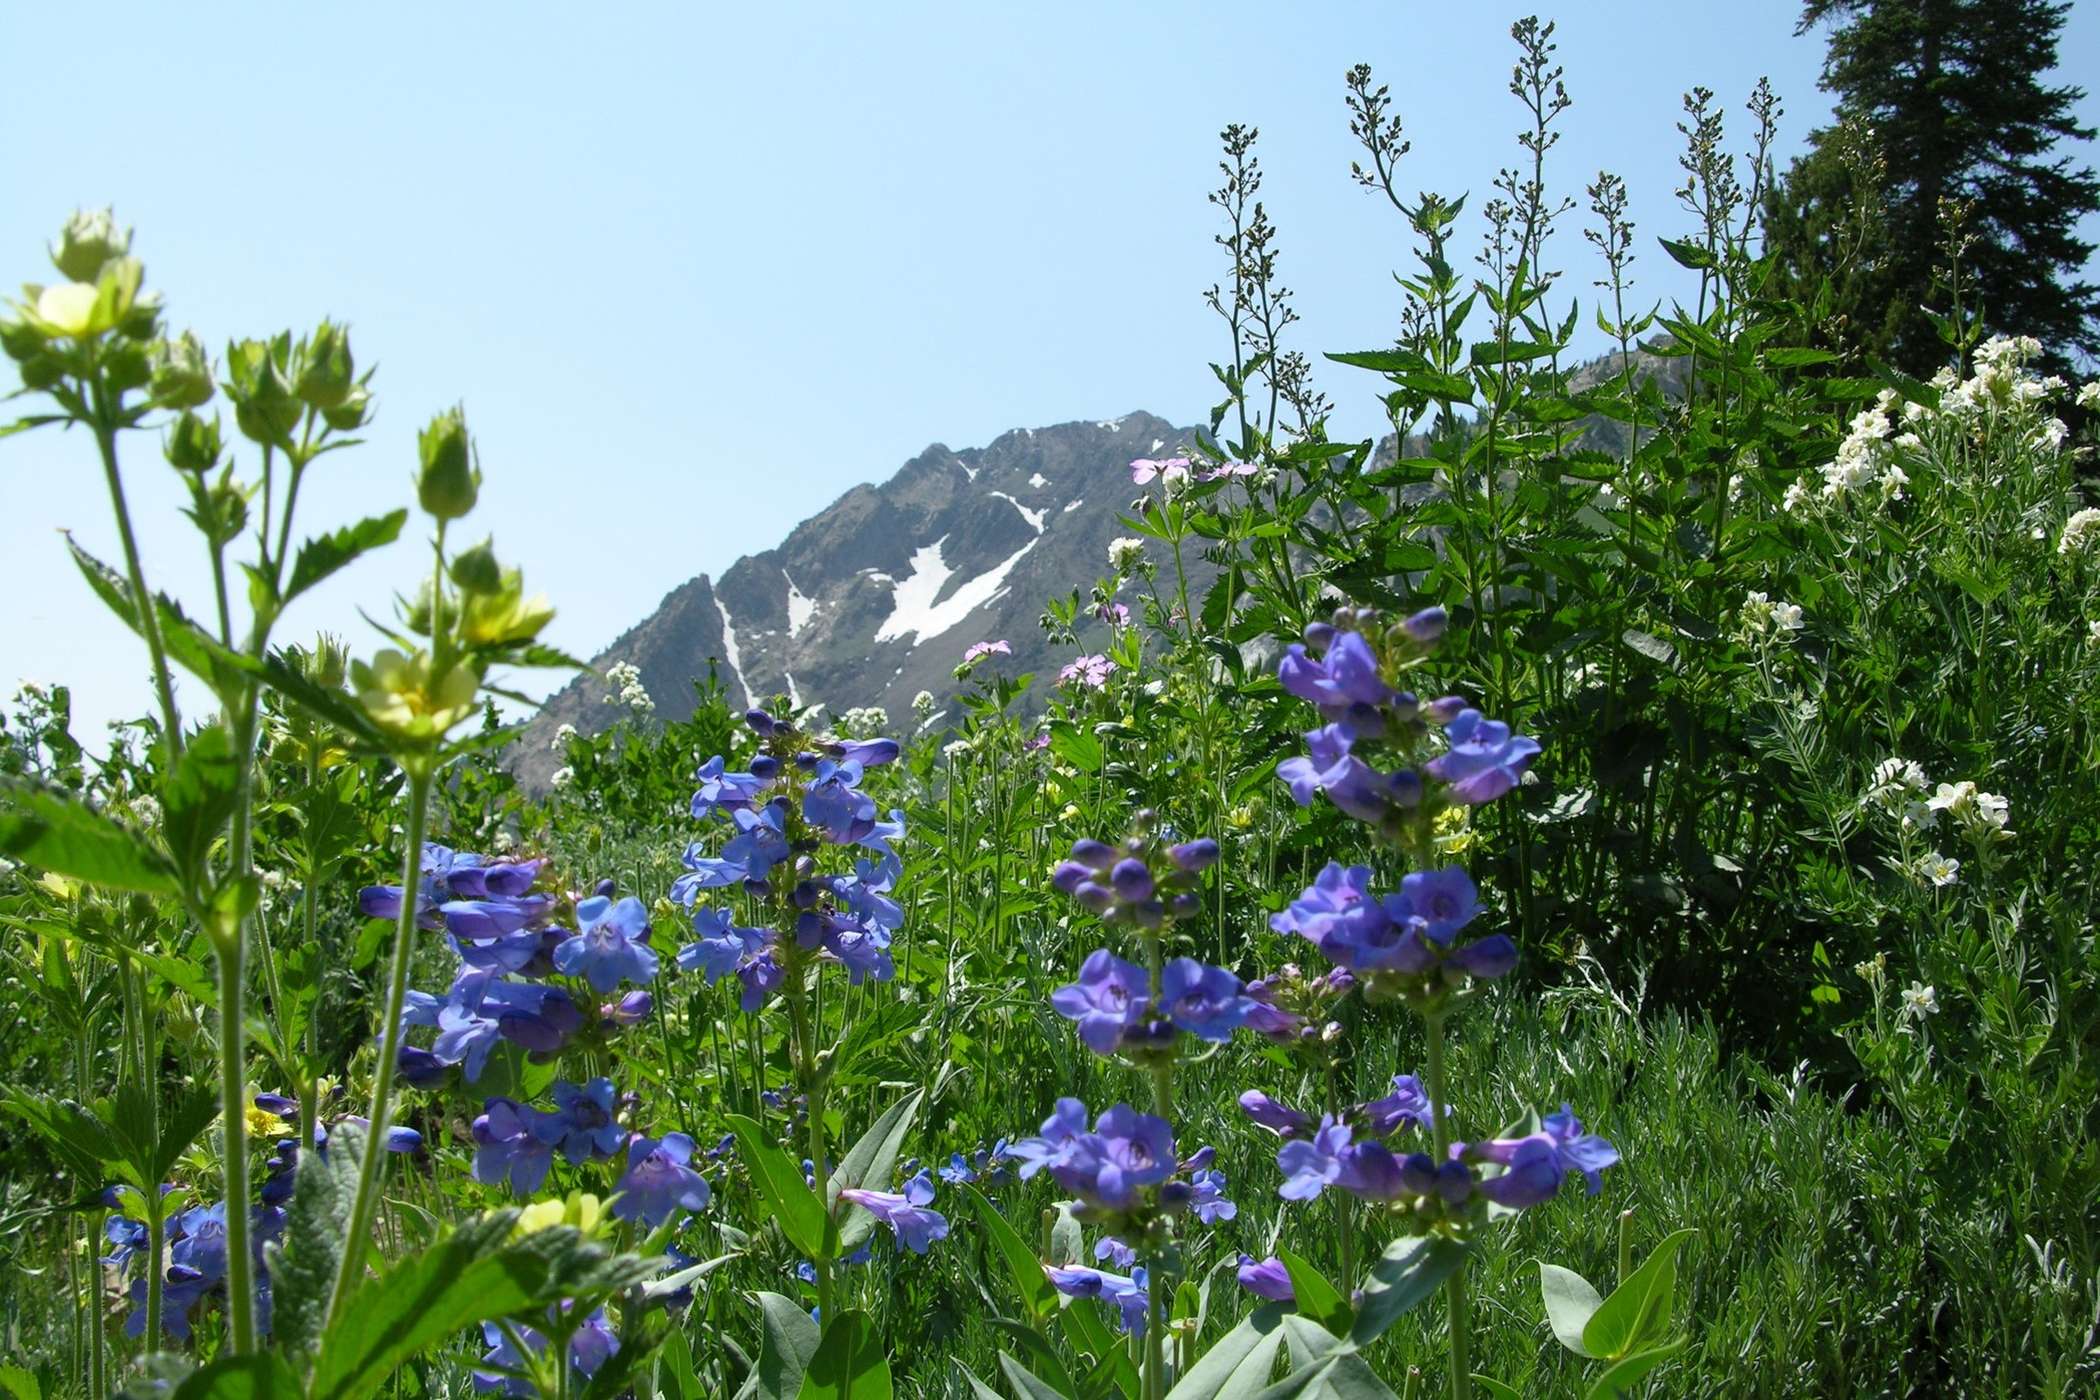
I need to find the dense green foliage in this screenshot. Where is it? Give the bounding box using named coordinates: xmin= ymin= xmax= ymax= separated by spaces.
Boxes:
xmin=3 ymin=14 xmax=2100 ymax=1400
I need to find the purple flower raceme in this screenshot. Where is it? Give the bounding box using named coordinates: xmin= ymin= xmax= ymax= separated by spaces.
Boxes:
xmin=1051 ymin=825 xmax=1218 ymax=932
xmin=838 ymin=1169 xmax=950 ymax=1253
xmin=1269 ymin=862 xmax=1516 ymax=990
xmin=1050 ymin=949 xmax=1151 ymax=1055
xmin=1272 ymin=1107 xmax=1617 ymax=1215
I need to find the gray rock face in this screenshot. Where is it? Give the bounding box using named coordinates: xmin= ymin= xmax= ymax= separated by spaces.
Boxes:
xmin=513 ymin=411 xmax=1203 ymax=787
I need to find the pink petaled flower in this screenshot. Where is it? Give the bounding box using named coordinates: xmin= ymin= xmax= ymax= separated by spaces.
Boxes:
xmin=1130 ymin=456 xmax=1191 ymax=485
xmin=962 ymin=640 xmax=1013 ymax=663
xmin=1059 ymin=654 xmax=1117 ymax=689
xmin=1201 ymin=462 xmax=1258 ymax=481
xmin=1095 ymin=601 xmax=1131 ymax=626
xmin=1026 ymin=733 xmax=1051 ymax=751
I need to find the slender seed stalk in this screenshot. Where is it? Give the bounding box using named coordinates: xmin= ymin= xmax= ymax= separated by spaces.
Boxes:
xmin=326 ymin=765 xmax=435 ymax=1325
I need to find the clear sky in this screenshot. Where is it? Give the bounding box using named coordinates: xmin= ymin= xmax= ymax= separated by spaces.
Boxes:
xmin=5 ymin=2 xmax=2095 ymax=744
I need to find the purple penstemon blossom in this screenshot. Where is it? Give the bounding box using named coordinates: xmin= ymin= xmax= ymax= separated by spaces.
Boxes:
xmin=1424 ymin=708 xmax=1542 ymax=804
xmin=1278 ymin=630 xmax=1398 ymax=730
xmin=1044 ymin=1263 xmax=1151 ymax=1335
xmin=538 ymin=1077 xmax=624 ymax=1163
xmin=1239 ymin=1090 xmax=1315 ymax=1139
xmin=552 ymin=894 xmax=659 ymax=993
xmin=474 ymin=1308 xmax=619 ymax=1396
xmin=611 ymin=1132 xmax=713 ymax=1227
xmin=472 ymin=1097 xmax=556 ymax=1195
xmin=1051 ymin=949 xmax=1151 ymax=1054
xmin=838 ymin=1169 xmax=950 ymax=1253
xmin=803 ymin=759 xmax=879 ymax=844
xmin=1156 ymin=957 xmax=1253 ymax=1041
xmin=691 ymin=755 xmax=769 ymax=821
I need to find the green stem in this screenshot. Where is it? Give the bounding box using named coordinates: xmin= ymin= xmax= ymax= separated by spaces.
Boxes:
xmin=1421 ymin=1014 xmax=1470 ymax=1400
xmin=215 ymin=938 xmax=257 ymax=1351
xmin=86 ymin=379 xmax=183 ymax=759
xmin=786 ymin=974 xmax=834 ymax=1320
xmin=144 ymin=1195 xmax=165 ymax=1349
xmin=326 ymin=766 xmax=435 ymax=1326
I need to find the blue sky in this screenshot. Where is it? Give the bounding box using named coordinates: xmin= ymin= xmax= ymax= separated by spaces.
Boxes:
xmin=5 ymin=2 xmax=2095 ymax=743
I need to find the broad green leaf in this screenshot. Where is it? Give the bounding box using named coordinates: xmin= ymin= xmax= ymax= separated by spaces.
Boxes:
xmin=0 ymin=1089 xmax=123 ymax=1178
xmin=1581 ymin=1229 xmax=1696 ymax=1361
xmin=962 ymin=1184 xmax=1056 ymax=1321
xmin=0 ymin=781 xmax=180 ymax=897
xmin=159 ymin=724 xmax=242 ymax=883
xmin=751 ymin=1290 xmax=822 ymax=1400
xmin=658 ymin=1324 xmax=701 ymax=1400
xmin=798 ymin=1310 xmax=892 ymax=1400
xmin=830 ymin=1087 xmax=924 ymax=1248
xmin=642 ymin=1250 xmax=739 ymax=1301
xmin=1348 ymin=1235 xmax=1468 ymax=1347
xmin=169 ymin=1352 xmax=300 ymax=1399
xmin=1584 ymin=1340 xmax=1685 ymax=1398
xmin=727 ymin=1114 xmax=835 ymax=1261
xmin=1165 ymin=1306 xmax=1286 ymax=1399
xmin=1278 ymin=1250 xmax=1351 ymax=1338
xmin=1470 ymin=1376 xmax=1522 ymax=1400
xmin=1538 ymin=1262 xmax=1604 ymax=1357
xmin=284 ymin=510 xmax=407 ymax=603
xmin=0 ymin=1364 xmax=37 ymax=1400
xmin=963 ymin=1370 xmax=1005 ymax=1400
xmin=988 ymin=1318 xmax=1077 ymax=1396
xmin=1257 ymin=1320 xmax=1399 ymax=1400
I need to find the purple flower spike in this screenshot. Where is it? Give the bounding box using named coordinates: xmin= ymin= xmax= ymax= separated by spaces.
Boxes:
xmin=1051 ymin=949 xmax=1151 ymax=1055
xmin=1361 ymin=1074 xmax=1436 ymax=1136
xmin=1276 ymin=1120 xmax=1355 ymax=1200
xmin=1237 ymin=1254 xmax=1296 ymax=1303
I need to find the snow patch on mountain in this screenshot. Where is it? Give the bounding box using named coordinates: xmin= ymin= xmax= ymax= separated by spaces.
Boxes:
xmin=874 ymin=534 xmax=1041 ymax=647
xmin=784 ymin=569 xmax=817 ymax=638
xmin=990 ymin=490 xmax=1046 ymax=533
xmin=714 ymin=596 xmax=748 ymax=704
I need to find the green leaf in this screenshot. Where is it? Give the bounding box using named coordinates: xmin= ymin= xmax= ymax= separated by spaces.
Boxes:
xmin=1278 ymin=1250 xmax=1351 ymax=1337
xmin=998 ymin=1353 xmax=1074 ymax=1400
xmin=284 ymin=510 xmax=407 ymax=604
xmin=0 ymin=1364 xmax=38 ymax=1400
xmin=1582 ymin=1229 xmax=1696 ymax=1361
xmin=1539 ymin=1263 xmax=1603 ymax=1357
xmin=750 ymin=1291 xmax=823 ymax=1400
xmin=169 ymin=1352 xmax=301 ymax=1399
xmin=1469 ymin=1377 xmax=1522 ymax=1400
xmin=264 ymin=1118 xmax=365 ymax=1357
xmin=1657 ymin=236 xmax=1715 ymax=270
xmin=0 ymin=1089 xmax=124 ymax=1178
xmin=727 ymin=1114 xmax=835 ymax=1261
xmin=1165 ymin=1306 xmax=1286 ymax=1399
xmin=0 ymin=780 xmax=180 ymax=897
xmin=797 ymin=1310 xmax=892 ymax=1400
xmin=830 ymin=1088 xmax=924 ymax=1249
xmin=1348 ymin=1235 xmax=1468 ymax=1347
xmin=160 ymin=724 xmax=243 ymax=884
xmin=961 ymin=1184 xmax=1056 ymax=1321
xmin=1584 ymin=1340 xmax=1685 ymax=1398
xmin=963 ymin=1371 xmax=1005 ymax=1400
xmin=1258 ymin=1318 xmax=1398 ymax=1400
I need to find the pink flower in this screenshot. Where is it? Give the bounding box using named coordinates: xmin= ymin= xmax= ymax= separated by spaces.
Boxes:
xmin=1130 ymin=456 xmax=1191 ymax=485
xmin=1094 ymin=601 xmax=1131 ymax=626
xmin=1059 ymin=654 xmax=1117 ymax=689
xmin=962 ymin=640 xmax=1012 ymax=663
xmin=1201 ymin=462 xmax=1258 ymax=481
xmin=1026 ymin=733 xmax=1051 ymax=751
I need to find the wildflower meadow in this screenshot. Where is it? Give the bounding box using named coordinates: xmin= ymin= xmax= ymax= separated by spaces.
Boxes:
xmin=3 ymin=15 xmax=2099 ymax=1400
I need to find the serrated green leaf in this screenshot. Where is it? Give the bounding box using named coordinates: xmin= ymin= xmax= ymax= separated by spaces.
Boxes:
xmin=0 ymin=780 xmax=180 ymax=897
xmin=284 ymin=510 xmax=407 ymax=604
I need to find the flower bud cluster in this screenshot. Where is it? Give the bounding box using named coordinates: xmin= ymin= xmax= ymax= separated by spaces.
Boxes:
xmin=1050 ymin=816 xmax=1219 ymax=932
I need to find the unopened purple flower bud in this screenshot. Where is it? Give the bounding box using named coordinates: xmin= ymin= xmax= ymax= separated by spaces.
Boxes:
xmin=1119 ymin=1018 xmax=1178 ymax=1056
xmin=1434 ymin=1160 xmax=1473 ymax=1205
xmin=1110 ymin=859 xmax=1154 ymax=902
xmin=744 ymin=877 xmax=772 ymax=899
xmin=1304 ymin=622 xmax=1335 ymax=652
xmin=1181 ymin=1145 xmax=1216 ymax=1171
xmin=792 ymin=880 xmax=821 ymax=909
xmin=745 ymin=709 xmax=779 ymax=735
xmin=750 ymin=754 xmax=780 ymax=780
xmin=1052 ymin=861 xmax=1093 ymax=894
xmin=1074 ymin=881 xmax=1114 ymax=913
xmin=593 ymin=878 xmax=618 ymax=898
xmin=1402 ymin=607 xmax=1447 ymax=643
xmin=1168 ymin=839 xmax=1220 ymax=873
xmin=605 ymin=990 xmax=652 ymax=1025
xmin=1070 ymin=839 xmax=1117 ymax=871
xmin=1398 ymin=1153 xmax=1438 ymax=1196
xmin=1167 ymin=893 xmax=1200 ymax=920
xmin=794 ymin=751 xmax=821 ymax=771
xmin=1158 ymin=1181 xmax=1194 ymax=1211
xmin=1132 ymin=900 xmax=1167 ymax=931
xmin=1424 ymin=695 xmax=1468 ymax=725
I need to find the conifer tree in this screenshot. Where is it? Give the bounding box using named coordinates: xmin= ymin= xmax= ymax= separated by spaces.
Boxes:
xmin=1768 ymin=0 xmax=2099 ymax=372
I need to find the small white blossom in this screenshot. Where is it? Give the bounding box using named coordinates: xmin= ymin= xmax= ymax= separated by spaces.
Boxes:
xmin=2058 ymin=507 xmax=2100 ymax=557
xmin=1901 ymin=981 xmax=1940 ymax=1017
xmin=1916 ymin=852 xmax=1959 ymax=888
xmin=550 ymin=766 xmax=575 ymax=790
xmin=1109 ymin=537 xmax=1147 ymax=573
xmin=552 ymin=723 xmax=579 ymax=752
xmin=2077 ymin=381 xmax=2100 ymax=410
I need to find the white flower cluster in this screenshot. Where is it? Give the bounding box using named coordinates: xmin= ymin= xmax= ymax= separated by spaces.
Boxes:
xmin=550 ymin=766 xmax=576 ymax=789
xmin=1800 ymin=389 xmax=1910 ymax=510
xmin=603 ymin=660 xmax=654 ymax=717
xmin=2058 ymin=507 xmax=2100 ymax=558
xmin=551 ymin=722 xmax=579 ymax=753
xmin=1864 ymin=756 xmax=1932 ymax=826
xmin=910 ymin=689 xmax=936 ymax=719
xmin=1925 ymin=780 xmax=2012 ymax=845
xmin=1738 ymin=590 xmax=1804 ymax=642
xmin=1864 ymin=759 xmax=2012 ymax=888
xmin=1109 ymin=537 xmax=1147 ymax=573
xmin=1932 ymin=336 xmax=2069 ymax=451
xmin=2078 ymin=381 xmax=2100 ymax=410
xmin=840 ymin=705 xmax=889 ymax=738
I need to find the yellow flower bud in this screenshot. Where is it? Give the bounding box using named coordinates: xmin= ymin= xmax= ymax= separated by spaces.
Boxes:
xmin=351 ymin=648 xmax=481 ymax=743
